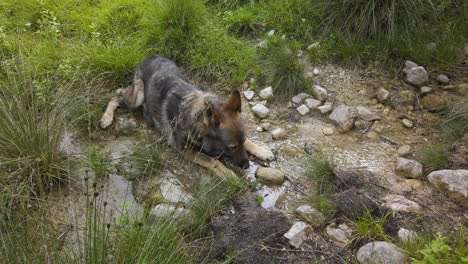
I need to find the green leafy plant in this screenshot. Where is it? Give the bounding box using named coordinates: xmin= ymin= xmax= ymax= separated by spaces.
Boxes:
xmin=348 ymin=209 xmax=391 ymax=242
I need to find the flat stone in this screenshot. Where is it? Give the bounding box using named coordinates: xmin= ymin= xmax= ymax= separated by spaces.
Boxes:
xmin=284 ymin=221 xmax=311 ymax=248
xmin=322 ymin=128 xmax=334 ymax=135
xmin=297 ymin=104 xmax=310 ymax=115
xmin=329 ymin=105 xmax=358 ymax=131
xmin=396 ymin=158 xmax=423 ymax=179
xmin=356 ymin=106 xmax=380 ymax=121
xmin=305 ymin=98 xmax=321 ymax=109
xmin=318 ymin=104 xmax=332 ymax=114
xmin=427 ymin=169 xmax=468 ymax=204
xmin=259 ymin=86 xmax=273 ymax=100
xmin=252 ymin=104 xmax=270 ymax=119
xmin=397 ymin=145 xmax=411 ymax=156
xmin=325 ymin=223 xmax=354 ymax=246
xmin=357 ymin=241 xmax=408 ymax=264
xmin=311 ymin=85 xmax=328 ymax=101
xmin=255 ymin=167 xmax=285 ymax=184
xmin=243 ymin=90 xmax=255 ymax=100
xmin=295 ymin=205 xmax=326 ymax=228
xmin=271 ymin=127 xmax=287 ymax=140
xmin=420 ymin=86 xmax=433 ymax=95
xmin=402 ymin=119 xmax=413 ymax=128
xmin=384 ymin=194 xmax=421 ymax=212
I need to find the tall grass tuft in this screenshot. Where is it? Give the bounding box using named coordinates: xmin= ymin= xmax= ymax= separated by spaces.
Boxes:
xmin=264 ymin=38 xmax=306 ymax=99
xmin=0 ymin=64 xmax=82 ymax=211
xmin=416 ymin=145 xmax=449 ymax=175
xmin=141 ymin=0 xmax=206 ymax=60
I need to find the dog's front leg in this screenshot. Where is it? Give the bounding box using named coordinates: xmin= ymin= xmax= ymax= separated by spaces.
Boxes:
xmin=244 ymin=139 xmax=274 ymax=161
xmin=183 ymin=150 xmax=237 ymax=178
xmin=100 ymin=96 xmax=121 ymax=128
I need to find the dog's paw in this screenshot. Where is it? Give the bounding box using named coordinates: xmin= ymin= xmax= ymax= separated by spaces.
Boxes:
xmin=99 ymin=114 xmax=113 ymax=129
xmin=252 ymin=145 xmax=274 ymax=161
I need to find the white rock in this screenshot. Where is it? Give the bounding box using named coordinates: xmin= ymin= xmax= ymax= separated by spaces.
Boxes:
xmin=427 ymin=169 xmax=468 ymax=204
xmin=243 ymin=90 xmax=255 ymax=100
xmin=267 ymin=29 xmax=275 ymax=37
xmin=292 ymin=92 xmax=311 ymax=104
xmin=297 ymin=104 xmax=310 ymax=115
xmin=356 ymin=106 xmax=380 ymax=121
xmin=256 ymin=39 xmax=268 ymax=48
xmin=420 ymin=86 xmax=433 ymax=95
xmin=402 ymin=119 xmax=413 ymax=128
xmin=295 ymin=205 xmax=326 ymax=228
xmin=313 ymin=68 xmax=320 ymax=75
xmin=384 ymin=194 xmax=421 ymax=212
xmin=357 ymin=241 xmax=408 ymax=264
xmin=318 ymin=104 xmax=332 ymax=114
xmin=160 ymin=179 xmax=192 ymax=203
xmin=305 ymin=98 xmax=321 ymax=109
xmin=149 ymin=204 xmax=189 ymax=221
xmin=256 ymin=126 xmax=263 ymax=132
xmin=436 ymin=74 xmax=450 ymax=84
xmin=297 ymin=50 xmax=304 ymax=57
xmin=404 ymin=60 xmax=418 ymax=69
xmin=325 ymin=223 xmax=353 ymax=246
xmin=307 ymin=42 xmax=320 ymax=50
xmin=396 ymin=158 xmax=423 ymax=179
xmin=329 ymin=105 xmax=358 ymax=131
xmin=322 ymin=128 xmax=334 ymax=135
xmin=398 ymin=228 xmax=417 ymax=242
xmin=284 ymin=221 xmax=311 ymax=248
xmin=311 ymin=85 xmax=328 ymax=101
xmin=252 ymin=104 xmax=270 ymax=119
xmin=405 ymin=66 xmax=429 ymax=87
xmin=259 ymin=86 xmax=273 ymax=100
xmin=260 ymin=122 xmax=271 ymax=131
xmin=271 ymin=127 xmax=287 ymax=140
xmin=256 ymin=167 xmax=285 ymax=184
xmin=377 ymin=87 xmax=390 ymax=102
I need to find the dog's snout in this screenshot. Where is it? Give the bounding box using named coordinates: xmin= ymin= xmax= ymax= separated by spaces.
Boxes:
xmin=241 ymin=160 xmax=250 ymax=169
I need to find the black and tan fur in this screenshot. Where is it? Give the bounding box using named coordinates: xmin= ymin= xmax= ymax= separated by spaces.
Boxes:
xmin=100 ymin=55 xmax=273 ymax=177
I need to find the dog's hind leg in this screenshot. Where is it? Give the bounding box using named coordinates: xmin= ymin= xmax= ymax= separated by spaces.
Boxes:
xmin=244 ymin=139 xmax=275 ymax=161
xmin=183 ymin=150 xmax=237 ymax=178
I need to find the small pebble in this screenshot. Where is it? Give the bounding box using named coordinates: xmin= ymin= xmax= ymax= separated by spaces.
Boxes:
xmin=322 ymin=128 xmax=334 ymax=135
xmin=402 ymin=119 xmax=414 ymax=128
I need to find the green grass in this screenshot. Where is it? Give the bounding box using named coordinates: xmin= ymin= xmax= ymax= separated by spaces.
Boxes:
xmin=415 ymin=145 xmax=449 ymax=175
xmin=399 ymin=226 xmax=468 ymax=264
xmin=130 ymin=132 xmax=167 ymax=176
xmin=348 ymin=209 xmax=391 ymax=243
xmin=262 ymin=37 xmax=307 ymax=99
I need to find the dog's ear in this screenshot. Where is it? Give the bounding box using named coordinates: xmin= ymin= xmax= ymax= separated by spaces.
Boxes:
xmin=225 ymin=89 xmax=241 ymax=113
xmin=204 ymin=101 xmax=221 ymax=126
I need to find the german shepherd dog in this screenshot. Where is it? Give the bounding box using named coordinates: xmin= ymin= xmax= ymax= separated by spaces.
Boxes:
xmin=100 ymin=55 xmax=274 ymax=177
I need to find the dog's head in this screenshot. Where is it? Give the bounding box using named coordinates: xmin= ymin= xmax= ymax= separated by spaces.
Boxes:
xmin=199 ymin=89 xmax=249 ymax=171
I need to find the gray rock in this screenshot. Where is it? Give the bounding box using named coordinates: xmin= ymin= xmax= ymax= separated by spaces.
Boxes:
xmin=427 ymin=169 xmax=468 ymax=204
xmin=259 ymin=86 xmax=273 ymax=100
xmin=322 ymin=127 xmax=334 ymax=135
xmin=404 ymin=60 xmax=418 ymax=69
xmin=398 ymin=228 xmax=417 ymax=242
xmin=255 ymin=167 xmax=285 ymax=184
xmin=325 ymin=223 xmax=354 ymax=246
xmin=329 ymin=105 xmax=358 ymax=131
xmin=296 ymin=50 xmax=304 ymax=57
xmin=396 ymin=158 xmax=423 ymax=179
xmin=405 ymin=66 xmax=429 ymax=87
xmin=252 ymin=104 xmax=270 ymax=119
xmin=305 ymin=98 xmax=321 ymax=109
xmin=160 ymin=178 xmax=193 ymax=204
xmin=267 ymin=29 xmax=275 ymax=37
xmin=115 ymin=117 xmax=138 ymax=134
xmin=284 ymin=221 xmax=311 ymax=248
xmin=307 ymin=42 xmax=319 ymax=50
xmin=318 ymin=104 xmax=333 ymax=114
xmin=356 ymin=106 xmax=380 ymax=121
xmin=436 ymin=74 xmax=450 ymax=84
xmin=256 ymin=39 xmax=268 ymax=48
xmin=292 ymin=93 xmax=311 ymax=104
xmin=294 ymin=205 xmax=326 ymax=228
xmin=311 ymin=85 xmax=328 ymax=101
xmin=383 ymin=194 xmax=421 ymax=212
xmin=243 ymin=90 xmax=255 ymax=100
xmin=376 ymin=87 xmax=390 ymax=102
xmin=397 ymin=145 xmax=411 ymax=156
xmin=271 ymin=127 xmax=287 ymax=140
xmin=297 ymin=104 xmax=310 ymax=115
xmin=357 ymin=241 xmax=408 ymax=264
xmin=420 ymin=86 xmax=433 ymax=95
xmin=313 ymin=68 xmax=320 ymax=75
xmin=260 ymin=122 xmax=271 ymax=131
xmin=149 ymin=204 xmax=189 ymax=221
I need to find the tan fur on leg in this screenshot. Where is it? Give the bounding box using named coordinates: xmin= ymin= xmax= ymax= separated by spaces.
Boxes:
xmin=184 ymin=150 xmax=237 ymax=178
xmin=99 ymin=96 xmax=120 ymax=129
xmin=244 ymin=139 xmax=274 ymax=161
